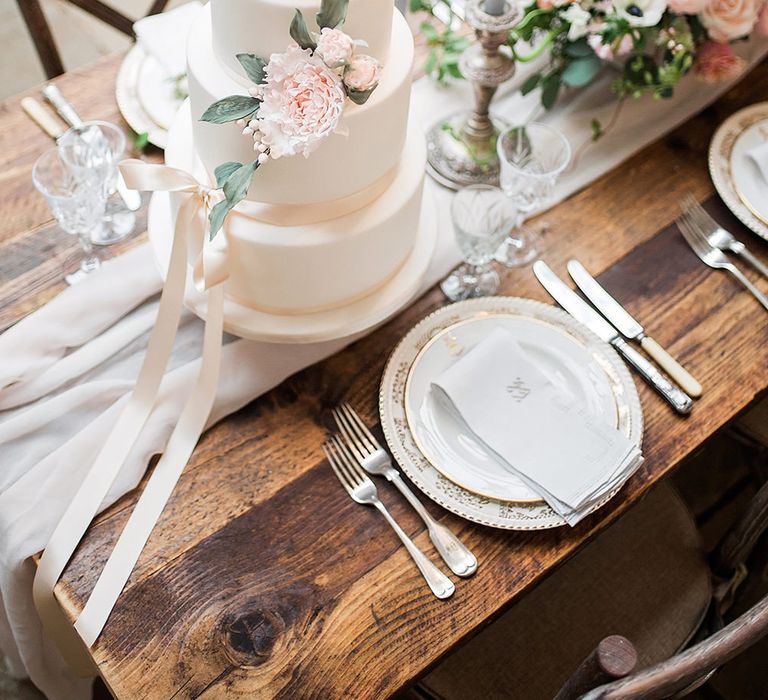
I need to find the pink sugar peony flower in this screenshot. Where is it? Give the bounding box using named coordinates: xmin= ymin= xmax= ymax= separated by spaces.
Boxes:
xmin=695 ymin=40 xmax=747 ymax=81
xmin=255 ymin=45 xmax=346 ymax=159
xmin=757 ymin=1 xmax=768 ymax=33
xmin=700 ymin=0 xmax=761 ymax=41
xmin=343 ymin=54 xmax=381 ymax=93
xmin=316 ymin=27 xmax=355 ymax=68
xmin=667 ymin=0 xmax=707 ymax=12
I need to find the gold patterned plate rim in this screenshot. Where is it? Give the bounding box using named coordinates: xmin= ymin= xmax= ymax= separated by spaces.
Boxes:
xmin=709 ymin=101 xmax=768 ymax=241
xmin=379 ymin=297 xmax=644 ymax=531
xmin=403 ymin=314 xmax=625 ymax=505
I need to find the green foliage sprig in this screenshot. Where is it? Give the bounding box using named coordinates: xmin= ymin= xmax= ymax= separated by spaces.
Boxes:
xmin=411 ymin=0 xmax=471 ymax=83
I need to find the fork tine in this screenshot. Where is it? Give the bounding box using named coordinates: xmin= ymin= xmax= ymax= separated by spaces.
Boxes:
xmin=341 ymin=402 xmax=379 ymax=449
xmin=328 ymin=435 xmax=363 ymax=488
xmin=331 ymin=434 xmax=370 ymax=487
xmin=323 ymin=441 xmax=355 ymax=496
xmin=679 ymin=216 xmax=713 ymax=260
xmin=685 ymin=197 xmax=716 ymax=232
xmin=332 ymin=407 xmax=368 ymax=462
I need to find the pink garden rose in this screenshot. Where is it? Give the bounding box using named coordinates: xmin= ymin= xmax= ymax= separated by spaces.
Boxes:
xmin=253 ymin=45 xmax=346 ymax=159
xmin=343 ymin=54 xmax=381 ymax=93
xmin=588 ymin=32 xmax=633 ymax=59
xmin=757 ymin=1 xmax=768 ymax=33
xmin=666 ymin=0 xmax=707 ymax=13
xmin=700 ymin=0 xmax=761 ymax=41
xmin=694 ymin=40 xmax=747 ymax=81
xmin=316 ymin=27 xmax=354 ymax=68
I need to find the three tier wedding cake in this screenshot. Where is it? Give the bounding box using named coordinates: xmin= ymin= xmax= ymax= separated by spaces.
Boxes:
xmin=161 ymin=0 xmax=428 ymax=315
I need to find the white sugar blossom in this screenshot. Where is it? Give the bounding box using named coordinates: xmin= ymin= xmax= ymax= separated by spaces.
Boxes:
xmin=611 ymin=0 xmax=667 ymax=26
xmin=560 ymin=4 xmax=592 ymax=39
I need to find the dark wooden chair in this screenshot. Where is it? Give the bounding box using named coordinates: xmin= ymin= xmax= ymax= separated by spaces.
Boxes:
xmin=555 ymin=477 xmax=768 ymax=699
xmin=415 ymin=475 xmax=768 ymax=700
xmin=16 ymin=0 xmax=172 ymax=79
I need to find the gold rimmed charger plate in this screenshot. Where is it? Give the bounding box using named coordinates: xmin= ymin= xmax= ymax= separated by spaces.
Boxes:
xmin=379 ymin=297 xmax=644 ymax=530
xmin=709 ymin=102 xmax=768 ymax=241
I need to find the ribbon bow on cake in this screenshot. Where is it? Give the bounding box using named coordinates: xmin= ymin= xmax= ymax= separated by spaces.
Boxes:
xmin=33 ymin=160 xmax=230 ymax=661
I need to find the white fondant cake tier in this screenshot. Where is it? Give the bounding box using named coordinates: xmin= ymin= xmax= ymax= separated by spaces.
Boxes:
xmin=211 ymin=0 xmax=394 ymax=78
xmin=165 ymin=101 xmax=427 ymax=314
xmin=187 ymin=3 xmax=414 ymax=205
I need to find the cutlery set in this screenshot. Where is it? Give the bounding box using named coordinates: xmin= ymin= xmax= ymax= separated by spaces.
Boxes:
xmin=325 ymin=403 xmax=476 ymax=598
xmin=533 ymin=198 xmax=767 ymax=414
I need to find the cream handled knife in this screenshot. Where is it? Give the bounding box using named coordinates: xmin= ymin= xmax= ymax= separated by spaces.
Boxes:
xmin=567 ymin=260 xmax=703 ymax=398
xmin=533 ymin=261 xmax=693 ymax=415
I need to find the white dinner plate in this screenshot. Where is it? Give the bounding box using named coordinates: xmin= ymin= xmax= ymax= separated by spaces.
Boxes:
xmin=406 ymin=315 xmax=620 ymax=503
xmin=380 ymin=297 xmax=644 ymax=530
xmin=116 ymin=45 xmax=171 ymax=149
xmin=709 ymin=102 xmax=768 ymax=241
xmin=137 ymin=54 xmax=186 ymax=131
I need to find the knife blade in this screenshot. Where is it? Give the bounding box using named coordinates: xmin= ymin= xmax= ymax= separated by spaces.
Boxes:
xmin=567 ymin=260 xmax=703 ymax=398
xmin=532 ymin=261 xmax=693 ymax=415
xmin=42 ymin=84 xmax=141 ymax=212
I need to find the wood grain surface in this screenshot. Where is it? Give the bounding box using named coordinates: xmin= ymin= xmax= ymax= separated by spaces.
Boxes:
xmin=1 ymin=45 xmax=768 ymax=699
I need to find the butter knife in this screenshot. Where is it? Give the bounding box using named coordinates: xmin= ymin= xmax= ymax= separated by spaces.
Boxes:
xmin=533 ymin=261 xmax=693 ymax=415
xmin=42 ymin=84 xmax=141 ymax=212
xmin=567 ymin=260 xmax=703 ymax=398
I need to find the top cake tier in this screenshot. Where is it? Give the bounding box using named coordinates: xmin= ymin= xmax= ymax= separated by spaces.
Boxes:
xmin=211 ymin=0 xmax=394 ymax=78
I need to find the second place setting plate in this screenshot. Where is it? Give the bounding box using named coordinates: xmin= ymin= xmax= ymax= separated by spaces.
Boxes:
xmin=379 ymin=297 xmax=644 ymax=530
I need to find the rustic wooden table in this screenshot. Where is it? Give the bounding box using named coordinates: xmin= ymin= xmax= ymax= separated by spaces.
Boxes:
xmin=2 ymin=47 xmax=768 ymax=699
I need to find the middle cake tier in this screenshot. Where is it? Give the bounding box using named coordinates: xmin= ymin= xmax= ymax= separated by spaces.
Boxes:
xmin=187 ymin=3 xmax=415 ymax=206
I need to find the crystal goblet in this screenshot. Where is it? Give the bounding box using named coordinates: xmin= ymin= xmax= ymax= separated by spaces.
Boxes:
xmin=441 ymin=184 xmax=517 ymax=301
xmin=495 ymin=123 xmax=571 ymax=267
xmin=32 ymin=148 xmax=106 ymax=285
xmin=58 ymin=120 xmax=134 ymax=245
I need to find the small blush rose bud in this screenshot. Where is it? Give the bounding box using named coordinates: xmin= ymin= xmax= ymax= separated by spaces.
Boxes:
xmin=316 ymin=27 xmax=355 ymax=68
xmin=343 ymin=54 xmax=381 ymax=93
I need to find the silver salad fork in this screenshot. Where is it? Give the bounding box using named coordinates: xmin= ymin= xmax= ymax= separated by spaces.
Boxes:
xmin=324 ymin=435 xmax=455 ymax=599
xmin=333 ymin=402 xmax=477 ymax=577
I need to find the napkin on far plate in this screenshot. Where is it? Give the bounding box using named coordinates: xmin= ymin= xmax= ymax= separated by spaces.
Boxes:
xmin=134 ymin=2 xmax=202 ymax=77
xmin=428 ymin=327 xmax=643 ymax=525
xmin=746 ymin=141 xmax=768 ymax=186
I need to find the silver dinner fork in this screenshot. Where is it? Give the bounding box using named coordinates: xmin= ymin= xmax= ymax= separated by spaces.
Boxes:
xmin=677 ymin=209 xmax=768 ymax=312
xmin=680 ymin=195 xmax=768 ymax=279
xmin=333 ymin=402 xmax=477 ymax=577
xmin=323 ymin=436 xmax=455 ymax=599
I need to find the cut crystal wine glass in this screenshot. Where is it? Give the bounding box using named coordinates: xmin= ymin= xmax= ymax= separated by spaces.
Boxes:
xmin=58 ymin=120 xmax=133 ymax=245
xmin=495 ymin=123 xmax=571 ymax=267
xmin=32 ymin=148 xmax=107 ymax=285
xmin=441 ymin=185 xmax=517 ymax=301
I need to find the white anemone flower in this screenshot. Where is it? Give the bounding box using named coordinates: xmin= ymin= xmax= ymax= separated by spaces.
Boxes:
xmin=612 ymin=0 xmax=667 ymax=26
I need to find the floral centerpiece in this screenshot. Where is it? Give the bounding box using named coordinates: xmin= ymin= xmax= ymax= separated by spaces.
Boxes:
xmin=199 ymin=0 xmax=382 ymax=236
xmin=416 ymin=0 xmax=767 ymax=125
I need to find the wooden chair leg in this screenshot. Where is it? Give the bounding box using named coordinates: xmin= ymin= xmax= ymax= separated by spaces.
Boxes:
xmin=147 ymin=0 xmax=172 ymax=16
xmin=15 ymin=0 xmax=64 ymax=79
xmin=66 ymin=0 xmax=134 ymax=36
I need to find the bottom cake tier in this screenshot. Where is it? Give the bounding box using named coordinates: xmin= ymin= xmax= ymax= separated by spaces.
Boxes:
xmin=164 ymin=102 xmax=427 ymax=315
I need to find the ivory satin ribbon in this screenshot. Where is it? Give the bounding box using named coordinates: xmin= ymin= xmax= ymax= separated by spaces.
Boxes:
xmin=33 ymin=160 xmax=228 ymax=652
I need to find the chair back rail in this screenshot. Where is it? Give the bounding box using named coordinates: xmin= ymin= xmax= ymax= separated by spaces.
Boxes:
xmin=712 ymin=479 xmax=768 ymax=577
xmin=577 ymin=592 xmax=768 ymax=700
xmin=16 ymin=0 xmax=172 ymax=79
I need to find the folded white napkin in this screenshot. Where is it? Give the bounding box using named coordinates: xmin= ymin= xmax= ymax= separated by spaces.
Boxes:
xmin=133 ymin=2 xmax=202 ymax=77
xmin=429 ymin=328 xmax=643 ymax=525
xmin=746 ymin=140 xmax=768 ymax=185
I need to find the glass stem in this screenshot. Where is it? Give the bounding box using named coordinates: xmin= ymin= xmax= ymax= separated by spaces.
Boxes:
xmin=78 ymin=230 xmax=100 ymax=273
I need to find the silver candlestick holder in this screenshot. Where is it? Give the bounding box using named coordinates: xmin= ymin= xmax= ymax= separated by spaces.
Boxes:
xmin=425 ymin=0 xmax=521 ymax=190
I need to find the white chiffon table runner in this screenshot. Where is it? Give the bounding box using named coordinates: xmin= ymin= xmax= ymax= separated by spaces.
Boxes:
xmin=2 ymin=36 xmax=766 ymax=700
